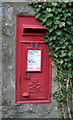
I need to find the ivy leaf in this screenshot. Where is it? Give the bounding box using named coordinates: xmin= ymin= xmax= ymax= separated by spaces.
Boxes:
xmin=61 ymin=46 xmax=66 ymax=49
xmin=64 ymin=58 xmax=68 ymax=61
xmin=55 ymin=31 xmax=62 ymax=36
xmin=55 ymin=8 xmax=62 ymax=14
xmin=55 ymin=47 xmax=60 ymax=51
xmin=35 ymin=8 xmax=41 ymax=12
xmin=52 ymin=3 xmax=58 ymax=6
xmin=59 ymin=60 xmax=63 ymax=64
xmin=48 ymin=37 xmax=53 ymax=41
xmin=44 ymin=39 xmax=48 ymax=43
xmin=54 ymin=16 xmax=60 ymax=20
xmin=54 ymin=19 xmax=60 ymax=25
xmin=46 ymin=8 xmax=51 ymax=12
xmin=68 ymin=52 xmax=72 ymax=57
xmin=49 ymin=42 xmax=53 ymax=46
xmin=67 ymin=21 xmax=72 ymax=25
xmin=64 ymin=13 xmax=71 ymax=18
xmin=42 ymin=18 xmax=47 ymax=23
xmin=68 ymin=63 xmax=71 ymax=68
xmin=46 ymin=20 xmax=52 ymax=26
xmin=59 ymin=22 xmax=65 ymax=27
xmin=38 ymin=5 xmax=42 ymax=8
xmin=35 ymin=13 xmax=40 ymax=19
xmin=48 ymin=51 xmax=53 ymax=56
xmin=53 ymin=25 xmax=58 ymax=30
xmin=48 ymin=28 xmax=53 ymax=33
xmin=61 ymin=3 xmax=66 ymax=8
xmin=65 ymin=42 xmax=69 ymax=45
xmin=53 ymin=36 xmax=56 ymax=40
xmin=51 ymin=61 xmax=55 ymax=66
xmin=52 ymin=7 xmax=55 ymax=12
xmin=61 ymin=17 xmax=66 ymax=21
xmin=67 ymin=13 xmax=71 ymax=16
xmin=46 ymin=13 xmax=53 ymax=18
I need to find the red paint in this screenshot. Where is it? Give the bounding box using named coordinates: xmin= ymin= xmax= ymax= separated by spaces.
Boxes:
xmin=16 ymin=15 xmax=52 ymax=104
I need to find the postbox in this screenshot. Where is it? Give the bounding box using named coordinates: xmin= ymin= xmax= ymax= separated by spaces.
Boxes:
xmin=16 ymin=15 xmax=52 ymax=104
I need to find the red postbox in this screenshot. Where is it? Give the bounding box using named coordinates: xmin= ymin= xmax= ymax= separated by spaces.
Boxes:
xmin=16 ymin=15 xmax=52 ymax=104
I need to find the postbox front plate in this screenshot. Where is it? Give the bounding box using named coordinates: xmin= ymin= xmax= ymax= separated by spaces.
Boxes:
xmin=16 ymin=15 xmax=52 ymax=104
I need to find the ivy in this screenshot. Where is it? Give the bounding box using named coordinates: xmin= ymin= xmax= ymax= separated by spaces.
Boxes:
xmin=29 ymin=2 xmax=73 ymax=119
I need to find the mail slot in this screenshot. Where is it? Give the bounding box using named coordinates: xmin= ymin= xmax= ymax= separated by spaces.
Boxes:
xmin=16 ymin=15 xmax=52 ymax=104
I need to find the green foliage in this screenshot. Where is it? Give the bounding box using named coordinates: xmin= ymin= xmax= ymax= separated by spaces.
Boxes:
xmin=29 ymin=2 xmax=73 ymax=119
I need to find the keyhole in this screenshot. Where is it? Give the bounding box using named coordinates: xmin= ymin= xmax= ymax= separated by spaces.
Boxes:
xmin=25 ymin=72 xmax=30 ymax=80
xmin=26 ymin=72 xmax=28 ymax=77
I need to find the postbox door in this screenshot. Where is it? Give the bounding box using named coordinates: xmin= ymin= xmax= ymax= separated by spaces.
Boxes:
xmin=20 ymin=42 xmax=50 ymax=101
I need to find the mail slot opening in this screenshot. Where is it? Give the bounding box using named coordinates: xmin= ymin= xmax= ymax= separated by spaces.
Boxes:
xmin=23 ymin=28 xmax=46 ymax=34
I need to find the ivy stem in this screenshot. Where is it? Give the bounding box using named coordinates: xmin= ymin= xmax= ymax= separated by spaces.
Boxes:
xmin=59 ymin=83 xmax=66 ymax=119
xmin=66 ymin=77 xmax=72 ymax=119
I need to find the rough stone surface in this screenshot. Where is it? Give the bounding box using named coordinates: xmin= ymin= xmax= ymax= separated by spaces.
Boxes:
xmin=0 ymin=2 xmax=2 ymax=120
xmin=2 ymin=2 xmax=61 ymax=118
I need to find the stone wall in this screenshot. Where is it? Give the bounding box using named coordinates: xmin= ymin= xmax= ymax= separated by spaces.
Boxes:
xmin=0 ymin=2 xmax=2 ymax=120
xmin=2 ymin=2 xmax=60 ymax=118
